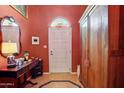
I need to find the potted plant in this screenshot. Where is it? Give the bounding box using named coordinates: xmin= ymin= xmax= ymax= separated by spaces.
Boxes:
xmin=24 ymin=50 xmax=29 ymax=61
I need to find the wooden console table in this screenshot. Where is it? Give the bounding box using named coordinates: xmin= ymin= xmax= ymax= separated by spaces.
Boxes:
xmin=0 ymin=58 xmax=43 ymax=88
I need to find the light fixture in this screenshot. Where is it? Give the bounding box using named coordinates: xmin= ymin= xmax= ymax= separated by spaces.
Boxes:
xmin=2 ymin=42 xmax=18 ymax=68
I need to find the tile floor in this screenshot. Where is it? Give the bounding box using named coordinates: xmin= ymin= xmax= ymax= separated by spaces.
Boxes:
xmin=25 ymin=73 xmax=83 ymax=88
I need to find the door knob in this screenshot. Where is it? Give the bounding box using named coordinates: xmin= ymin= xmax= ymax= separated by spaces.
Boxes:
xmin=50 ymin=51 xmax=53 ymax=55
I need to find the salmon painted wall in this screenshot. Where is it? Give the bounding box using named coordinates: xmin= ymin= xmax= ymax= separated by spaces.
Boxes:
xmin=28 ymin=5 xmax=87 ymax=72
xmin=0 ymin=5 xmax=29 ymax=66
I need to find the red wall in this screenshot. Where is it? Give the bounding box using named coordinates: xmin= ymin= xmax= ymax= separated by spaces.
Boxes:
xmin=0 ymin=5 xmax=29 ymax=66
xmin=28 ymin=5 xmax=87 ymax=72
xmin=0 ymin=5 xmax=86 ymax=72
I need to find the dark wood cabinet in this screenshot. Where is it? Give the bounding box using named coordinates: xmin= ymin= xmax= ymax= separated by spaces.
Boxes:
xmin=31 ymin=59 xmax=43 ymax=78
xmin=0 ymin=58 xmax=43 ymax=88
xmin=79 ymin=5 xmax=124 ymax=88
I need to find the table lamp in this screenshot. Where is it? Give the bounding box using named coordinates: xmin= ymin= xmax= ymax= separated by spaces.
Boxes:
xmin=1 ymin=42 xmax=18 ymax=68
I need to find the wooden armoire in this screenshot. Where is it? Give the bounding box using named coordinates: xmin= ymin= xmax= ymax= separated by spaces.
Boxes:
xmin=79 ymin=5 xmax=124 ymax=88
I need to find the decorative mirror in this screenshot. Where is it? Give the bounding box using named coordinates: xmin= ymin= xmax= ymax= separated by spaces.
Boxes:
xmin=0 ymin=16 xmax=21 ymax=57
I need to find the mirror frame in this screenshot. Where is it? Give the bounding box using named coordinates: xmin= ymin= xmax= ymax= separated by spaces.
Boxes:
xmin=0 ymin=16 xmax=21 ymax=57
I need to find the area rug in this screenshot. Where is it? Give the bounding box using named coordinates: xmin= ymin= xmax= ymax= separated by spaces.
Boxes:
xmin=39 ymin=80 xmax=81 ymax=88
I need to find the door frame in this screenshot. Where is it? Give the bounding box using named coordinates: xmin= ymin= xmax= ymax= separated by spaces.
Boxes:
xmin=48 ymin=27 xmax=72 ymax=73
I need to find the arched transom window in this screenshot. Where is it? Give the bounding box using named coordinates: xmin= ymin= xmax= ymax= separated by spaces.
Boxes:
xmin=50 ymin=17 xmax=71 ymax=27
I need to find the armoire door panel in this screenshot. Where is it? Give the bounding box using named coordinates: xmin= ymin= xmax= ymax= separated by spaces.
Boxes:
xmin=110 ymin=6 xmax=124 ymax=88
xmin=100 ymin=6 xmax=108 ymax=87
xmin=89 ymin=6 xmax=101 ymax=87
xmin=80 ymin=5 xmax=108 ymax=88
xmin=88 ymin=6 xmax=108 ymax=88
xmin=81 ymin=18 xmax=89 ymax=86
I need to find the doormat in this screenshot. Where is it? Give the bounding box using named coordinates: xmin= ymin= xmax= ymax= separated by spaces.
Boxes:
xmin=39 ymin=80 xmax=81 ymax=88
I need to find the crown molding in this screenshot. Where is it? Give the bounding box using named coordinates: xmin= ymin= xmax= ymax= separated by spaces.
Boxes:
xmin=79 ymin=5 xmax=96 ymax=23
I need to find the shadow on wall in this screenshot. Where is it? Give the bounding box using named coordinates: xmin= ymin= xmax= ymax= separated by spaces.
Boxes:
xmin=0 ymin=18 xmax=7 ymax=66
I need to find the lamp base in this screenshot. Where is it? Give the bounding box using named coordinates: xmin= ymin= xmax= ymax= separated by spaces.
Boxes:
xmin=7 ymin=55 xmax=16 ymax=68
xmin=7 ymin=63 xmax=16 ymax=68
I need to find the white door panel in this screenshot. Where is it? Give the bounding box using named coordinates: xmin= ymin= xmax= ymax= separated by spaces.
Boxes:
xmin=49 ymin=27 xmax=72 ymax=72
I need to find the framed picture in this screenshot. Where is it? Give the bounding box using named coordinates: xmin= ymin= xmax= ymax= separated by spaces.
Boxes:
xmin=32 ymin=36 xmax=39 ymax=45
xmin=11 ymin=5 xmax=28 ymax=18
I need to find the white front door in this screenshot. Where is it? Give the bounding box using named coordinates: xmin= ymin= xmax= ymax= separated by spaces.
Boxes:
xmin=49 ymin=27 xmax=72 ymax=72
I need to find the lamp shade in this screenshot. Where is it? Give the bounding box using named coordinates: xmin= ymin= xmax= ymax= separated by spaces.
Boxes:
xmin=1 ymin=42 xmax=18 ymax=54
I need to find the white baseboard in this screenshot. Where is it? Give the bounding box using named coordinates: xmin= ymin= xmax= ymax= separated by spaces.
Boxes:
xmin=43 ymin=72 xmax=50 ymax=74
xmin=70 ymin=72 xmax=77 ymax=74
